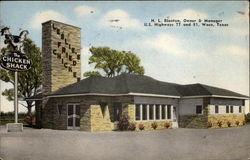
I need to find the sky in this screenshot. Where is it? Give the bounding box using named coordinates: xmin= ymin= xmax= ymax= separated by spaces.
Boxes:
xmin=0 ymin=1 xmax=249 ymax=113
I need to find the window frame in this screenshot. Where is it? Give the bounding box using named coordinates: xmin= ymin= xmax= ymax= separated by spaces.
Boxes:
xmin=230 ymin=105 xmax=234 ymax=113
xmin=134 ymin=104 xmax=171 ymax=121
xmin=226 ymin=105 xmax=229 ymax=113
xmin=215 ymin=105 xmax=219 ymax=114
xmin=196 ymin=105 xmax=203 ymax=115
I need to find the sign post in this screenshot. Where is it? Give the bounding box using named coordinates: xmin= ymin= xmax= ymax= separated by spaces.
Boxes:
xmin=0 ymin=27 xmax=31 ymax=132
xmin=14 ymin=71 xmax=18 ymax=123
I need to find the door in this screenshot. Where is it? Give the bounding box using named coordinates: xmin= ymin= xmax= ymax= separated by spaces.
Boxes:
xmin=67 ymin=104 xmax=80 ymax=130
xmin=172 ymin=106 xmax=178 ymax=128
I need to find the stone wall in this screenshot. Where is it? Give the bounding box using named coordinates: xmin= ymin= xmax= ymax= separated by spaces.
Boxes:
xmin=42 ymin=95 xmax=133 ymax=130
xmin=208 ymin=106 xmax=245 ymax=128
xmin=122 ymin=104 xmax=135 ymax=121
xmin=42 ymin=20 xmax=81 ymax=95
xmin=178 ymin=97 xmax=209 ymax=128
xmin=80 ymin=105 xmax=114 ymax=132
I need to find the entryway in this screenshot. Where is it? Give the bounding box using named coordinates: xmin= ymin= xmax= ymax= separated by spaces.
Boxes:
xmin=67 ymin=104 xmax=80 ymax=130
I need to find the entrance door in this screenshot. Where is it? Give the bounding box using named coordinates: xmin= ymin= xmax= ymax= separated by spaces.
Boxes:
xmin=172 ymin=106 xmax=178 ymax=128
xmin=67 ymin=104 xmax=80 ymax=130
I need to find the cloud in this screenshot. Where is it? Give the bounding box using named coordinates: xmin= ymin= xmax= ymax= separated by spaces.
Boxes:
xmin=30 ymin=10 xmax=69 ymax=29
xmin=169 ymin=9 xmax=207 ymax=20
xmin=217 ymin=45 xmax=248 ymax=56
xmin=99 ymin=9 xmax=144 ymax=30
xmin=123 ymin=33 xmax=207 ymax=58
xmin=74 ymin=5 xmax=97 ymax=17
xmin=144 ymin=33 xmax=185 ymax=56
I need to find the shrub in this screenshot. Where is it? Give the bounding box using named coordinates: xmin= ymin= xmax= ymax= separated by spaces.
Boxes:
xmin=164 ymin=122 xmax=171 ymax=128
xmin=151 ymin=122 xmax=158 ymax=130
xmin=227 ymin=121 xmax=231 ymax=127
xmin=217 ymin=121 xmax=223 ymax=128
xmin=128 ymin=122 xmax=136 ymax=131
xmin=207 ymin=121 xmax=212 ymax=128
xmin=235 ymin=120 xmax=240 ymax=126
xmin=24 ymin=115 xmax=35 ymax=126
xmin=138 ymin=124 xmax=144 ymax=131
xmin=242 ymin=120 xmax=246 ymax=125
xmin=245 ymin=113 xmax=250 ymax=123
xmin=117 ymin=116 xmax=130 ymax=131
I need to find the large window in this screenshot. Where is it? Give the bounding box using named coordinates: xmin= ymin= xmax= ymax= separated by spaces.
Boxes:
xmin=239 ymin=106 xmax=242 ymax=113
xmin=135 ymin=104 xmax=172 ymax=121
xmin=149 ymin=105 xmax=154 ymax=120
xmin=135 ymin=104 xmax=141 ymax=120
xmin=162 ymin=105 xmax=166 ymax=119
xmin=142 ymin=104 xmax=147 ymax=120
xmin=230 ymin=106 xmax=234 ymax=113
xmin=215 ymin=105 xmax=219 ymax=114
xmin=167 ymin=105 xmax=171 ymax=119
xmin=226 ymin=105 xmax=229 ymax=113
xmin=155 ymin=105 xmax=160 ymax=120
xmin=196 ymin=105 xmax=203 ymax=114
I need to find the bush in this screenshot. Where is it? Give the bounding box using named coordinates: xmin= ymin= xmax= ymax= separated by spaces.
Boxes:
xmin=242 ymin=120 xmax=246 ymax=125
xmin=235 ymin=120 xmax=240 ymax=126
xmin=217 ymin=121 xmax=223 ymax=128
xmin=151 ymin=122 xmax=158 ymax=130
xmin=138 ymin=123 xmax=144 ymax=131
xmin=164 ymin=122 xmax=171 ymax=128
xmin=207 ymin=121 xmax=212 ymax=128
xmin=227 ymin=121 xmax=231 ymax=127
xmin=128 ymin=122 xmax=136 ymax=131
xmin=245 ymin=113 xmax=250 ymax=123
xmin=117 ymin=116 xmax=130 ymax=131
xmin=24 ymin=115 xmax=35 ymax=126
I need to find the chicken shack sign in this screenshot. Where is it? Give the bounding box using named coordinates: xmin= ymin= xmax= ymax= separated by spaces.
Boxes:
xmin=0 ymin=27 xmax=31 ymax=71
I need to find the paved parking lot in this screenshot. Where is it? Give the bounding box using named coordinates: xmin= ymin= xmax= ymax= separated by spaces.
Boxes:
xmin=0 ymin=125 xmax=250 ymax=160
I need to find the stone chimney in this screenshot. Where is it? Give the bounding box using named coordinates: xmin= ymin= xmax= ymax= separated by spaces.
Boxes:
xmin=42 ymin=20 xmax=81 ymax=95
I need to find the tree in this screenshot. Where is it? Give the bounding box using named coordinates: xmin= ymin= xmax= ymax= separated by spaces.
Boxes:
xmin=0 ymin=38 xmax=42 ymax=116
xmin=84 ymin=47 xmax=144 ymax=77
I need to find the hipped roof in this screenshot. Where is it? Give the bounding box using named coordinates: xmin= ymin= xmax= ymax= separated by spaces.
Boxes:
xmin=47 ymin=73 xmax=248 ymax=99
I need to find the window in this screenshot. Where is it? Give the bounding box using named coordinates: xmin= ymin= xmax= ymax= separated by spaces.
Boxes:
xmin=161 ymin=105 xmax=166 ymax=119
xmin=113 ymin=103 xmax=122 ymax=121
xmin=135 ymin=104 xmax=173 ymax=121
xmin=155 ymin=105 xmax=160 ymax=120
xmin=167 ymin=105 xmax=171 ymax=119
xmin=57 ymin=104 xmax=63 ymax=115
xmin=149 ymin=104 xmax=154 ymax=120
xmin=100 ymin=103 xmax=107 ymax=118
xmin=230 ymin=106 xmax=234 ymax=113
xmin=196 ymin=105 xmax=203 ymax=114
xmin=142 ymin=104 xmax=147 ymax=120
xmin=226 ymin=105 xmax=229 ymax=113
xmin=239 ymin=106 xmax=242 ymax=113
xmin=215 ymin=105 xmax=219 ymax=114
xmin=135 ymin=104 xmax=141 ymax=120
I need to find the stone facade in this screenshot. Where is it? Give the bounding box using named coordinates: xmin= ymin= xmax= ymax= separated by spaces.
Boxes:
xmin=41 ymin=95 xmax=133 ymax=130
xmin=42 ymin=20 xmax=81 ymax=95
xmin=179 ymin=98 xmax=209 ymax=128
xmin=208 ymin=106 xmax=245 ymax=128
xmin=179 ymin=98 xmax=246 ymax=128
xmin=81 ymin=105 xmax=114 ymax=132
xmin=40 ymin=95 xmax=246 ymax=131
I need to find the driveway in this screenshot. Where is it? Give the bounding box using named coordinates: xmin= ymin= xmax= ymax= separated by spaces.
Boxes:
xmin=0 ymin=125 xmax=250 ymax=160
